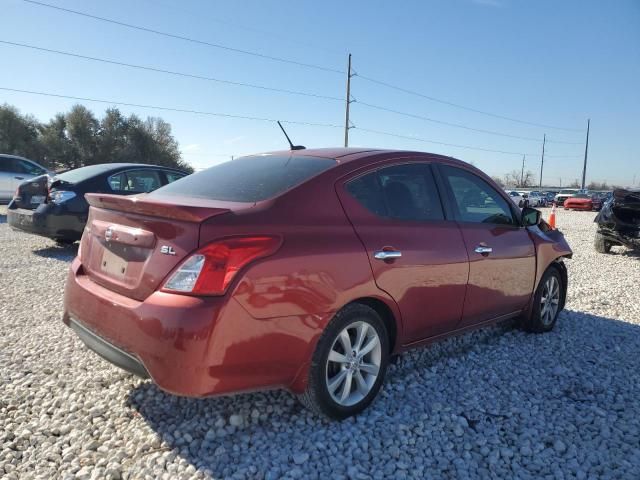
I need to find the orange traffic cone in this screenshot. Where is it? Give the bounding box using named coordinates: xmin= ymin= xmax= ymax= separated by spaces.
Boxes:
xmin=548 ymin=204 xmax=557 ymax=229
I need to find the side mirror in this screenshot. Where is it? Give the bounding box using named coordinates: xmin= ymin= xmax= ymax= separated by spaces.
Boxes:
xmin=521 ymin=207 xmax=541 ymax=227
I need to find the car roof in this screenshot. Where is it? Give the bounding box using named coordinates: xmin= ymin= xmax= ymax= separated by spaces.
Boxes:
xmin=253 ymin=147 xmax=475 ymax=168
xmin=57 ymin=163 xmax=185 ymax=175
xmin=0 ymin=153 xmax=40 ymax=162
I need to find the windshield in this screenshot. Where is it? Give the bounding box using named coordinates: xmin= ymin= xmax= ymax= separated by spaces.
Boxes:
xmin=150 ymin=154 xmax=336 ymax=203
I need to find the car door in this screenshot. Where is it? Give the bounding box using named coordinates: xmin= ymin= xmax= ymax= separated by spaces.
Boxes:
xmin=437 ymin=164 xmax=536 ymax=327
xmin=338 ymin=161 xmax=469 ymax=343
xmin=10 ymin=158 xmax=46 ymax=192
xmin=0 ymin=157 xmax=14 ymax=200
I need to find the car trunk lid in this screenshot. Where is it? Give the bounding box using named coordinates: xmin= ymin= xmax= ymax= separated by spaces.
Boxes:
xmin=80 ymin=193 xmax=253 ymax=300
xmin=12 ymin=174 xmax=51 ymax=209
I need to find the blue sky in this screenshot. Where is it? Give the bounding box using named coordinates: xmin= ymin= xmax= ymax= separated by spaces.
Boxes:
xmin=2 ymin=0 xmax=639 ymax=186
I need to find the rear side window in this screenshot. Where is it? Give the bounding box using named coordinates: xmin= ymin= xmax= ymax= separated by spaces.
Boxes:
xmin=109 ymin=170 xmax=162 ymax=193
xmin=150 ymin=154 xmax=336 ymax=202
xmin=440 ymin=165 xmax=515 ymax=225
xmin=346 ymin=163 xmax=444 ymax=221
xmin=164 ymin=171 xmax=186 ymax=184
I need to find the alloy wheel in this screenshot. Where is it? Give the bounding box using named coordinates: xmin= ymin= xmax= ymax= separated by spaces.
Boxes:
xmin=540 ymin=276 xmax=560 ymax=326
xmin=325 ymin=321 xmax=382 ymax=407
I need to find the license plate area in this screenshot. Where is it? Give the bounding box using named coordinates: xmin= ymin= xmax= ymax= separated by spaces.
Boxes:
xmin=101 ymin=248 xmax=128 ymax=278
xmin=30 ymin=195 xmax=45 ymax=205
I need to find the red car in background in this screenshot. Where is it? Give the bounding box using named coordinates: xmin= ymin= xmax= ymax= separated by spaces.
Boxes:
xmin=564 ymin=193 xmax=598 ymax=211
xmin=63 ymin=148 xmax=572 ymax=419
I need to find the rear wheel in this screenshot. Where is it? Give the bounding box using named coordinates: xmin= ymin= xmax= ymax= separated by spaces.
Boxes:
xmin=522 ymin=267 xmax=564 ymax=333
xmin=594 ymin=232 xmax=612 ymax=253
xmin=298 ymin=304 xmax=389 ymax=419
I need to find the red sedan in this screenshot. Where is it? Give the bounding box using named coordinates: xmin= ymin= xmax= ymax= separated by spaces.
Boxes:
xmin=564 ymin=193 xmax=594 ymax=211
xmin=63 ymin=148 xmax=572 ymax=418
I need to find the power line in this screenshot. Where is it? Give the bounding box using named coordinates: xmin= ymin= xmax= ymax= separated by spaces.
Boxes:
xmin=0 ymin=40 xmax=343 ymax=102
xmin=21 ymin=0 xmax=344 ymax=75
xmin=148 ymin=0 xmax=346 ymax=56
xmin=355 ymin=100 xmax=581 ymax=144
xmin=0 ymin=87 xmax=343 ymax=128
xmin=354 ymin=126 xmax=582 ymax=158
xmin=356 ymin=73 xmax=582 ymax=132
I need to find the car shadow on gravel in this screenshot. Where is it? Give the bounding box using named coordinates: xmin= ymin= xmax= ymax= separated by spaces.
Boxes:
xmin=32 ymin=244 xmax=78 ymax=262
xmin=124 ymin=310 xmax=640 ymax=478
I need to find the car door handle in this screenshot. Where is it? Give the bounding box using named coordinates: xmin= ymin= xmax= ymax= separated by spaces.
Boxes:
xmin=374 ymin=250 xmax=402 ymax=260
xmin=474 ymin=245 xmax=493 ymax=255
xmin=14 ymin=176 xmax=24 ymax=180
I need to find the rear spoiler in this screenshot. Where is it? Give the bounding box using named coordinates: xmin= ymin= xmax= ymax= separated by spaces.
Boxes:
xmin=85 ymin=193 xmax=249 ymax=222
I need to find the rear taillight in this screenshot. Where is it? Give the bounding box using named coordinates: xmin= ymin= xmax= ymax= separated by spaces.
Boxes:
xmin=49 ymin=190 xmax=76 ymax=204
xmin=161 ymin=236 xmax=281 ymax=296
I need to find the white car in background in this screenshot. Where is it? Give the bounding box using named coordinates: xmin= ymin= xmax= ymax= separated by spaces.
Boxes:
xmin=505 ymin=190 xmax=526 ymax=208
xmin=526 ymin=191 xmax=545 ymax=207
xmin=0 ymin=154 xmax=51 ymax=202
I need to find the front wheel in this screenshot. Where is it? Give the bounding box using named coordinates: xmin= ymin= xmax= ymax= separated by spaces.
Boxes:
xmin=521 ymin=267 xmax=564 ymax=333
xmin=298 ymin=304 xmax=389 ymax=419
xmin=594 ymin=232 xmax=612 ymax=253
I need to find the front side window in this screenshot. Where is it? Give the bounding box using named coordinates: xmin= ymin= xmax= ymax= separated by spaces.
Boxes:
xmin=441 ymin=165 xmax=515 ymax=225
xmin=346 ymin=163 xmax=444 ymax=222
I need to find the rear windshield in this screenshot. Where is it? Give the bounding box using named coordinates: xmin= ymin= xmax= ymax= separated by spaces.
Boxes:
xmin=150 ymin=154 xmax=336 ymax=202
xmin=55 ymin=164 xmax=117 ymax=184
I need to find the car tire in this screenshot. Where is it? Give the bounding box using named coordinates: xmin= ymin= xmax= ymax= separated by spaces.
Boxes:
xmin=521 ymin=267 xmax=564 ymax=333
xmin=298 ymin=303 xmax=389 ymax=420
xmin=594 ymin=232 xmax=612 ymax=254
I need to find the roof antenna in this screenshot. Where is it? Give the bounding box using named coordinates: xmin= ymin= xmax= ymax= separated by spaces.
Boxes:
xmin=277 ymin=121 xmax=305 ymax=150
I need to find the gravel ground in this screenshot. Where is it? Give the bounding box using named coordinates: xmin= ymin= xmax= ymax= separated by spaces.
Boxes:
xmin=1 ymin=205 xmax=639 ymax=479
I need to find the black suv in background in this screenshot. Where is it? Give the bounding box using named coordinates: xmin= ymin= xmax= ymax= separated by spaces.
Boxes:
xmin=8 ymin=163 xmax=188 ymax=244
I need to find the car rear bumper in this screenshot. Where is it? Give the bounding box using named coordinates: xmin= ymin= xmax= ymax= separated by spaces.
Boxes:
xmin=63 ymin=258 xmax=327 ymax=397
xmin=68 ymin=317 xmax=150 ymax=379
xmin=7 ymin=203 xmax=85 ymax=240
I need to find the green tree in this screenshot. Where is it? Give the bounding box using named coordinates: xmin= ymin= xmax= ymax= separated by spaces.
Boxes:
xmin=0 ymin=103 xmax=192 ymax=172
xmin=0 ymin=104 xmax=47 ymax=164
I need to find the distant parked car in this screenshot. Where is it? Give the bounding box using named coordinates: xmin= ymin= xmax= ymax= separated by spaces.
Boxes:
xmin=506 ymin=190 xmax=526 ymax=208
xmin=526 ymin=191 xmax=545 ymax=207
xmin=563 ymin=193 xmax=595 ymax=211
xmin=555 ymin=189 xmax=579 ymax=206
xmin=590 ymin=193 xmax=603 ymax=211
xmin=0 ymin=154 xmax=52 ymax=202
xmin=8 ymin=163 xmax=188 ymax=244
xmin=544 ymin=192 xmax=558 ymax=204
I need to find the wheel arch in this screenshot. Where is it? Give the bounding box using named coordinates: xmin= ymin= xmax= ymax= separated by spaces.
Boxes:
xmin=350 ymin=297 xmax=399 ymax=354
xmin=547 ymin=259 xmax=568 ymax=311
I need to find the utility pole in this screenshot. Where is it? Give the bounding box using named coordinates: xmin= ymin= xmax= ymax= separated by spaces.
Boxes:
xmin=581 ymin=119 xmax=590 ymax=190
xmin=520 ymin=155 xmax=525 ymax=187
xmin=539 ymin=134 xmax=546 ymax=188
xmin=344 ymin=53 xmax=353 ymax=147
